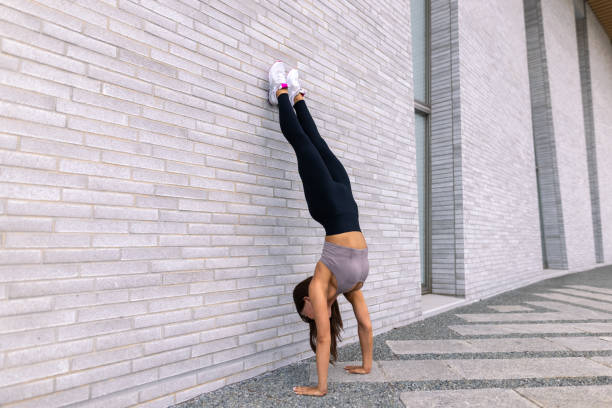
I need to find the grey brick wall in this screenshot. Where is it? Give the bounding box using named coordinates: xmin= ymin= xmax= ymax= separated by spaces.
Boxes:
xmin=524 ymin=0 xmax=568 ymax=270
xmin=586 ymin=3 xmax=612 ymax=263
xmin=0 ymin=1 xmax=419 ymax=406
xmin=430 ymin=0 xmax=465 ymax=296
xmin=541 ymin=0 xmax=595 ymax=270
xmin=575 ymin=1 xmax=604 ymax=264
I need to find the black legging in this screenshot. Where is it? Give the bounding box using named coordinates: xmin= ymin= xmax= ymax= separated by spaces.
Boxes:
xmin=277 ymin=92 xmax=361 ymax=235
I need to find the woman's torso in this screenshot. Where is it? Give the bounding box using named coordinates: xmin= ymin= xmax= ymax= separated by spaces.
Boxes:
xmin=324 ymin=230 xmax=367 ymax=249
xmin=320 ymin=231 xmax=368 ymax=301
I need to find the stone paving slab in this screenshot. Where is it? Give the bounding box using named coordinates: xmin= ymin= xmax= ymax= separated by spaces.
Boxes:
xmin=534 ymin=292 xmax=612 ymax=312
xmin=387 ymin=337 xmax=568 ymax=354
xmin=400 ymin=388 xmax=538 ymax=408
xmin=523 ymin=300 xmax=612 ymax=318
xmin=552 ymin=288 xmax=612 ymax=303
xmin=400 ymin=385 xmax=612 ymax=408
xmin=455 ymin=311 xmax=576 ymax=322
xmin=566 ymin=285 xmax=612 ymax=296
xmin=378 ymin=360 xmax=461 ymax=382
xmin=449 ymin=322 xmax=612 ymax=335
xmin=590 ymin=355 xmax=612 ymax=367
xmin=488 ymin=305 xmax=534 ymax=312
xmin=515 ymin=384 xmax=612 ymax=408
xmin=310 ymin=357 xmax=612 ymax=383
xmin=449 ymin=323 xmax=585 ymax=335
xmin=571 ymin=322 xmax=612 ymax=332
xmin=546 ymin=336 xmax=612 ymax=351
xmin=388 ymin=336 xmax=612 ymax=354
xmin=308 ymin=361 xmax=386 ymax=383
xmin=308 ymin=360 xmax=460 ymax=383
xmin=386 ymin=339 xmax=476 ymax=354
xmin=445 ymin=356 xmax=612 ymax=380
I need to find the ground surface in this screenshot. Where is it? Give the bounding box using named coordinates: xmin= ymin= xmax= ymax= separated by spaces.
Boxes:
xmin=170 ymin=265 xmax=612 ymax=407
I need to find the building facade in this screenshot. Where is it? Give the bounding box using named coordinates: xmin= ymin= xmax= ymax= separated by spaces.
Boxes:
xmin=0 ymin=0 xmax=610 ymax=406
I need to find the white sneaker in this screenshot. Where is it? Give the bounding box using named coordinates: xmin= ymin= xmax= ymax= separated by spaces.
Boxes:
xmin=268 ymin=60 xmax=287 ymax=105
xmin=287 ymin=68 xmax=306 ymax=103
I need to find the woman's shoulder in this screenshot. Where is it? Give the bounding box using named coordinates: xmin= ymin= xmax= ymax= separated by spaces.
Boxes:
xmin=314 ymin=261 xmax=338 ymax=297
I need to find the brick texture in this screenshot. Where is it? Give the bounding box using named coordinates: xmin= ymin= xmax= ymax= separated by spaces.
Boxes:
xmin=0 ymin=1 xmax=417 ymax=406
xmin=1 ymin=0 xmax=610 ymax=406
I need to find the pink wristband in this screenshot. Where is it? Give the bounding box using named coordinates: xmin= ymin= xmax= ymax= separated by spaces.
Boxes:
xmin=281 ymin=83 xmax=288 ymax=89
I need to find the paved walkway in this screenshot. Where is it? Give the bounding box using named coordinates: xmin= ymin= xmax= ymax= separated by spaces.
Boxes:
xmin=171 ymin=265 xmax=612 ymax=407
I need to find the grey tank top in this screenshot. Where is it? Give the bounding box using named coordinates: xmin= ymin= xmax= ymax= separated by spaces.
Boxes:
xmin=319 ymin=241 xmax=369 ymax=295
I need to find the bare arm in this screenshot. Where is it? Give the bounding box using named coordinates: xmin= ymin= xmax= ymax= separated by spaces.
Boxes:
xmin=311 ymin=279 xmax=331 ymax=392
xmin=344 ymin=289 xmax=373 ymax=371
xmin=293 ymin=277 xmax=330 ymax=396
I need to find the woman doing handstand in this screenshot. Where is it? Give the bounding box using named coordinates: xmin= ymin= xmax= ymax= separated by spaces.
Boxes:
xmin=267 ymin=61 xmax=373 ymax=397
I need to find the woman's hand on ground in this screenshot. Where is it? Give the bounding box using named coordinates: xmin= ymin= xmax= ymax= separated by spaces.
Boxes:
xmin=343 ymin=365 xmax=371 ymax=374
xmin=293 ymin=385 xmax=327 ymax=396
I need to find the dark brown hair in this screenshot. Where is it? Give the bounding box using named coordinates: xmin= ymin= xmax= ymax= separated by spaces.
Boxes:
xmin=292 ymin=276 xmax=343 ymax=364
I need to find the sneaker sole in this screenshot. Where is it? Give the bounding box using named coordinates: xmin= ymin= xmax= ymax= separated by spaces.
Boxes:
xmin=268 ymin=60 xmax=285 ymax=105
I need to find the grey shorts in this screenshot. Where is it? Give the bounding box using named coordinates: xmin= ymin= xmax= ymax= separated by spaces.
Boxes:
xmin=319 ymin=241 xmax=369 ymax=296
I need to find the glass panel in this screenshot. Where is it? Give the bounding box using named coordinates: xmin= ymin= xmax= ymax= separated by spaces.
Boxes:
xmin=415 ymin=112 xmax=427 ymax=285
xmin=411 ymin=0 xmax=428 ymax=103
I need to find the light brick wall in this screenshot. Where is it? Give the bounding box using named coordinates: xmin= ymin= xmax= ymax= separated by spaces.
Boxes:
xmin=0 ymin=0 xmax=419 ymax=406
xmin=457 ymin=0 xmax=545 ymax=299
xmin=587 ymin=4 xmax=612 ymax=263
xmin=542 ymin=0 xmax=595 ymax=269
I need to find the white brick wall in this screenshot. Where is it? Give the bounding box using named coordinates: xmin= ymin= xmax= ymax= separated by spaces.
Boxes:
xmin=458 ymin=0 xmax=545 ymax=299
xmin=587 ymin=4 xmax=612 ymax=262
xmin=0 ymin=1 xmax=418 ymax=406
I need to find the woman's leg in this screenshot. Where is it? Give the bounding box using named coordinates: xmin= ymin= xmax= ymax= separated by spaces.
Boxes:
xmin=277 ymin=91 xmax=335 ymax=197
xmin=293 ymin=98 xmax=351 ymax=188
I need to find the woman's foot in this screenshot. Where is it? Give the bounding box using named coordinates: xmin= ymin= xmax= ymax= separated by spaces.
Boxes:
xmin=268 ymin=61 xmax=288 ymax=105
xmin=287 ymin=69 xmax=306 ymax=104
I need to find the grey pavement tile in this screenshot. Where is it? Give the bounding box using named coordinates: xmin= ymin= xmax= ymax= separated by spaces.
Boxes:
xmin=523 ymin=300 xmax=612 ymax=318
xmin=589 ymin=355 xmax=612 ymax=368
xmin=533 ymin=292 xmax=612 ymax=312
xmin=546 ymin=336 xmax=612 ymax=351
xmin=448 ymin=323 xmax=586 ymax=335
xmin=387 ymin=337 xmax=566 ymax=354
xmin=571 ymin=322 xmax=612 ymax=332
xmin=313 ymin=356 xmax=612 ymax=384
xmin=552 ymin=288 xmax=612 ymax=303
xmin=488 ymin=305 xmax=534 ymax=312
xmin=566 ymin=285 xmax=612 ymax=296
xmin=465 ymin=337 xmax=566 ymax=352
xmin=400 ymin=388 xmax=538 ymax=408
xmin=309 ymin=360 xmax=385 ymax=383
xmin=309 ymin=360 xmax=460 ymax=383
xmin=455 ymin=312 xmax=573 ymax=322
xmin=379 ymin=360 xmax=460 ymax=381
xmin=386 ymin=339 xmax=475 ymax=354
xmin=446 ymin=357 xmax=612 ymax=380
xmin=515 ymin=384 xmax=612 ymax=408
